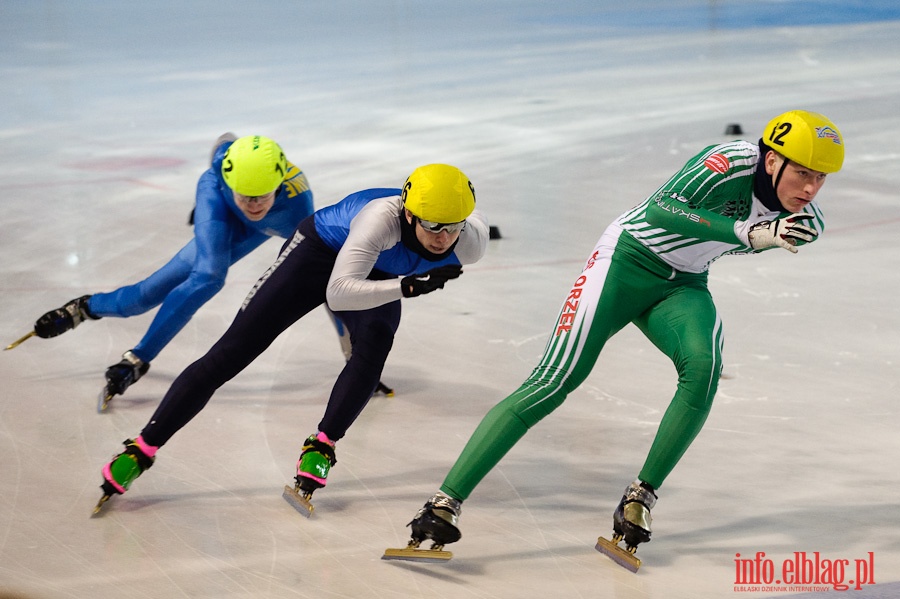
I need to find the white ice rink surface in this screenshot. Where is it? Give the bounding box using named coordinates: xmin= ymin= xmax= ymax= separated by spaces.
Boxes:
xmin=2 ymin=2 xmax=900 ymax=598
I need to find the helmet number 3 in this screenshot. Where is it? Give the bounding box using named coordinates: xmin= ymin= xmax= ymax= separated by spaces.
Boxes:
xmin=768 ymin=122 xmax=792 ymax=147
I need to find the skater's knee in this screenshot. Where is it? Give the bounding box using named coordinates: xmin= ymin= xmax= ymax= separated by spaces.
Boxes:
xmin=672 ymin=354 xmax=720 ymax=410
xmin=348 ymin=319 xmax=396 ymax=363
xmin=189 ymin=271 xmax=227 ymax=299
xmin=675 ymin=377 xmax=718 ymax=413
xmin=678 ymin=352 xmax=720 ymax=384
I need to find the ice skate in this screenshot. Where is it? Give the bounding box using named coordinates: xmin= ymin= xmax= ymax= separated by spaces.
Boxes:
xmin=93 ymin=437 xmax=156 ymax=516
xmin=596 ymin=480 xmax=657 ymax=572
xmin=374 ymin=380 xmax=395 ymax=397
xmin=383 ymin=491 xmax=461 ymax=562
xmin=210 ymin=132 xmax=238 ymax=163
xmin=282 ymin=433 xmax=336 ymax=517
xmin=98 ymin=350 xmax=150 ymax=412
xmin=7 ymin=295 xmax=98 ymax=350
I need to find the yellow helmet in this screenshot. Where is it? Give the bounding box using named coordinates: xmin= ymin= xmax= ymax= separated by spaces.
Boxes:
xmin=763 ymin=110 xmax=844 ymax=173
xmin=221 ymin=135 xmax=287 ymax=196
xmin=401 ymin=164 xmax=476 ymax=223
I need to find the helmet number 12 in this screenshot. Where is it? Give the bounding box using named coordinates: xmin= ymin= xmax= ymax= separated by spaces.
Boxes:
xmin=768 ymin=122 xmax=792 ymax=147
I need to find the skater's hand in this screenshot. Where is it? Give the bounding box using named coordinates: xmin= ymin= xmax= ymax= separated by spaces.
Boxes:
xmin=401 ymin=264 xmax=463 ymax=298
xmin=747 ymin=214 xmax=817 ymax=253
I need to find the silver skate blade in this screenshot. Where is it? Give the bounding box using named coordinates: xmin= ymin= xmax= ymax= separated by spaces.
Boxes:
xmin=97 ymin=388 xmax=114 ymax=413
xmin=282 ymin=484 xmax=314 ymax=517
xmin=5 ymin=330 xmax=35 ymax=350
xmin=596 ymin=536 xmax=641 ymax=573
xmin=382 ymin=547 xmax=453 ymax=562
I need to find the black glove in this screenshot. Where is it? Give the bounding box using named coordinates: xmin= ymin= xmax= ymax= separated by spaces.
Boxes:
xmin=401 ymin=264 xmax=463 ymax=298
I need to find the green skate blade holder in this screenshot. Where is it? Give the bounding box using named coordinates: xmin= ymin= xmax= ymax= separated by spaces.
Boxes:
xmin=382 ymin=546 xmax=453 ymax=562
xmin=282 ymin=485 xmax=314 ymax=518
xmin=595 ymin=536 xmax=641 ymax=572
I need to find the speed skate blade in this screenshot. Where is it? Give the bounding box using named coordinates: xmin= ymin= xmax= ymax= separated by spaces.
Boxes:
xmin=91 ymin=494 xmax=113 ymax=517
xmin=97 ymin=389 xmax=114 ymax=413
xmin=282 ymin=484 xmax=314 ymax=517
xmin=382 ymin=547 xmax=453 ymax=562
xmin=5 ymin=330 xmax=35 ymax=350
xmin=596 ymin=536 xmax=641 ymax=572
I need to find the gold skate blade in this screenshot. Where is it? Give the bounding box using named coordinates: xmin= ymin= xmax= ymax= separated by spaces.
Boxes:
xmin=596 ymin=536 xmax=641 ymax=573
xmin=282 ymin=484 xmax=314 ymax=517
xmin=91 ymin=494 xmax=113 ymax=517
xmin=374 ymin=381 xmax=395 ymax=398
xmin=5 ymin=331 xmax=35 ymax=350
xmin=382 ymin=547 xmax=453 ymax=562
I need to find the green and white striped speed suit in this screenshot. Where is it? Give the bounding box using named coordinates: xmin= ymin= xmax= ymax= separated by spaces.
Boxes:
xmin=441 ymin=140 xmax=824 ymax=500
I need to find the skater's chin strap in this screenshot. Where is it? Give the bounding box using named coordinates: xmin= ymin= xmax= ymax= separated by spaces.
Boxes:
xmin=755 ymin=140 xmax=785 ymax=212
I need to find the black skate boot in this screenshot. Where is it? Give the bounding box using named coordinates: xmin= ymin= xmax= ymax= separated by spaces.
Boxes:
xmin=93 ymin=436 xmax=157 ymax=515
xmin=98 ymin=351 xmax=150 ymax=412
xmin=374 ymin=380 xmax=395 ymax=397
xmin=383 ymin=491 xmax=462 ymax=562
xmin=33 ymin=295 xmax=100 ymax=339
xmin=596 ymin=480 xmax=657 ymax=572
xmin=409 ymin=491 xmax=462 ymax=547
xmin=282 ymin=432 xmax=337 ymax=517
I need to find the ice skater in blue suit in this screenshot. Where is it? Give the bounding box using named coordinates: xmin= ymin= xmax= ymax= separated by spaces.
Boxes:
xmin=26 ymin=134 xmax=330 ymax=407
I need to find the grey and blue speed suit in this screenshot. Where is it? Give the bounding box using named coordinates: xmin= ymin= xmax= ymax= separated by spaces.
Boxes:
xmin=139 ymin=188 xmax=489 ymax=447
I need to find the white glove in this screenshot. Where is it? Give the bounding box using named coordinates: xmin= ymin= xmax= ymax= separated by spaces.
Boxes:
xmin=747 ymin=214 xmax=818 ymax=254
